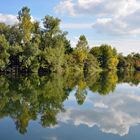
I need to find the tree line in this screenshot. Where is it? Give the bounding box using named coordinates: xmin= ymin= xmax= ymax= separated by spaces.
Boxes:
xmin=0 ymin=7 xmax=140 ymax=74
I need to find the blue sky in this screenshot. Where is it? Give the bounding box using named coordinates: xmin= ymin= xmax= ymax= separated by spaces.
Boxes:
xmin=0 ymin=0 xmax=140 ymax=55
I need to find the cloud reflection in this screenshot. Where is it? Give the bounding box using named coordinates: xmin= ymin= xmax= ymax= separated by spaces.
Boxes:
xmin=57 ymin=85 xmax=140 ymax=136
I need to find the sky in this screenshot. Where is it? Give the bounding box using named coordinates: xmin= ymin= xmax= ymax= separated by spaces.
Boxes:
xmin=0 ymin=0 xmax=140 ymax=55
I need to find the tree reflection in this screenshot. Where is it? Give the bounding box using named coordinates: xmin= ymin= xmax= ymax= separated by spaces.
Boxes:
xmin=0 ymin=71 xmax=140 ymax=134
xmin=0 ymin=74 xmax=69 ymax=134
xmin=118 ymin=70 xmax=140 ymax=85
xmin=86 ymin=71 xmax=118 ymax=95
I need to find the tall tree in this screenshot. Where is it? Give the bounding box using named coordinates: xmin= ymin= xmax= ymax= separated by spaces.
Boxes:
xmin=18 ymin=6 xmax=33 ymax=44
xmin=72 ymin=35 xmax=88 ymax=71
xmin=39 ymin=16 xmax=66 ymax=73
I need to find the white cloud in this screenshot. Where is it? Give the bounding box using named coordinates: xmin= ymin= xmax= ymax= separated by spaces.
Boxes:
xmin=0 ymin=13 xmax=18 ymax=25
xmin=93 ymin=9 xmax=140 ymax=36
xmin=43 ymin=136 xmax=58 ymax=140
xmin=55 ymin=0 xmax=76 ymax=16
xmin=94 ymin=102 xmax=108 ymax=108
xmin=0 ymin=13 xmax=36 ymax=25
xmin=55 ymin=0 xmax=140 ymax=17
xmin=93 ymin=40 xmax=140 ymax=55
xmin=61 ymin=22 xmax=93 ymax=29
xmin=55 ymin=0 xmax=140 ymax=36
xmin=57 ymin=85 xmax=140 ymax=136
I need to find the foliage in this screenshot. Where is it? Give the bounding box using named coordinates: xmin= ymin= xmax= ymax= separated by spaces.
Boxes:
xmin=90 ymin=44 xmax=118 ymax=70
xmin=0 ymin=6 xmax=140 ymax=73
xmin=0 ymin=35 xmax=10 ymax=70
xmin=18 ymin=7 xmax=33 ymax=44
xmin=117 ymin=53 xmax=140 ymax=71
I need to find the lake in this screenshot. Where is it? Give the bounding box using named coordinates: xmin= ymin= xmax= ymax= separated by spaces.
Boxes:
xmin=0 ymin=71 xmax=140 ymax=140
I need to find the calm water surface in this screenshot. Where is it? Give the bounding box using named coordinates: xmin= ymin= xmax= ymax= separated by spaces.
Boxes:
xmin=0 ymin=71 xmax=140 ymax=140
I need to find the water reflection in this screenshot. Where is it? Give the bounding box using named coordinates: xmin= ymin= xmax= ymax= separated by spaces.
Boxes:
xmin=0 ymin=71 xmax=140 ymax=136
xmin=58 ymin=87 xmax=140 ymax=136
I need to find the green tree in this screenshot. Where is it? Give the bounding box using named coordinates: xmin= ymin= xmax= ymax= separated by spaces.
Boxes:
xmin=19 ymin=42 xmax=40 ymax=72
xmin=18 ymin=7 xmax=40 ymax=72
xmin=0 ymin=35 xmax=10 ymax=71
xmin=74 ymin=35 xmax=88 ymax=64
xmin=90 ymin=44 xmax=118 ymax=70
xmin=70 ymin=35 xmax=88 ymax=72
xmin=84 ymin=53 xmax=100 ymax=74
xmin=18 ymin=6 xmax=33 ymax=44
xmin=39 ymin=16 xmax=66 ymax=73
